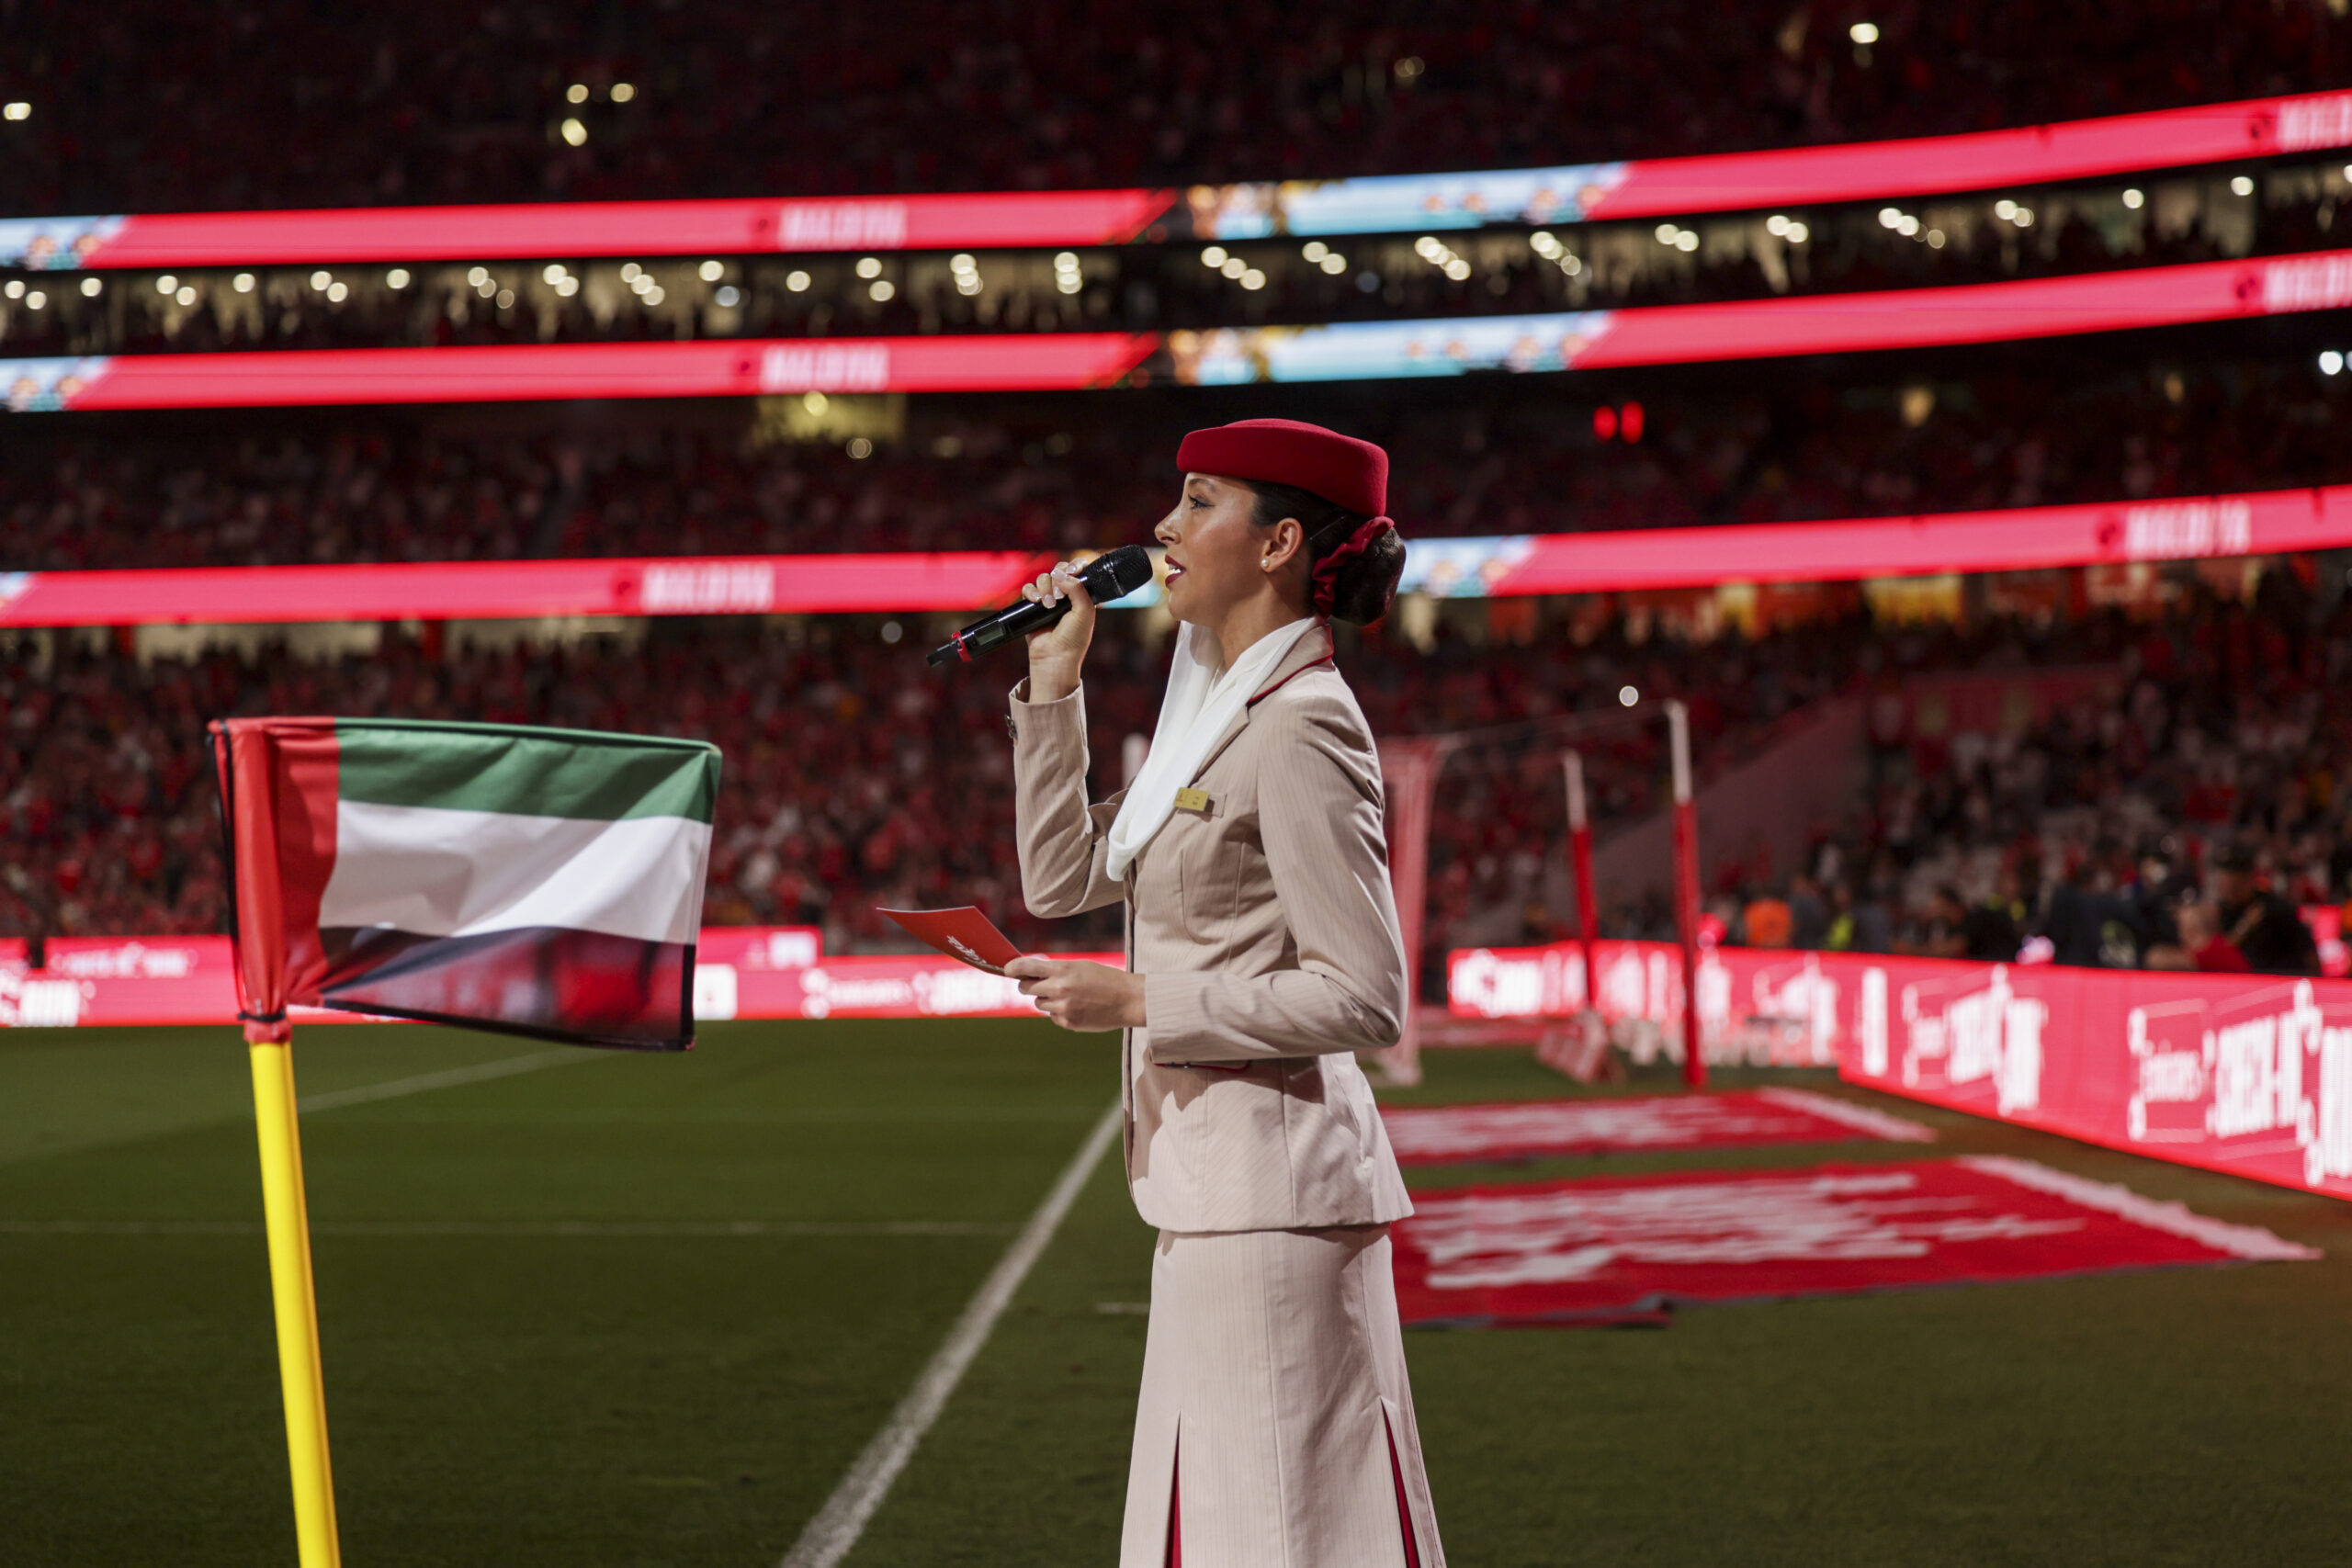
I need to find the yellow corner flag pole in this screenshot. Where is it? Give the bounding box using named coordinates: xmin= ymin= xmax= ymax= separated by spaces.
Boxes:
xmin=249 ymin=1031 xmax=344 ymax=1568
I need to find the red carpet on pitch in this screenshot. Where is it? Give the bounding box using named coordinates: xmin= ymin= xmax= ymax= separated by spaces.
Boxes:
xmin=1380 ymin=1089 xmax=1933 ymax=1168
xmin=1392 ymin=1157 xmax=2318 ymax=1327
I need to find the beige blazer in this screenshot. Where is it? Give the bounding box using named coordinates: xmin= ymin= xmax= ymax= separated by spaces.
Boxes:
xmin=1010 ymin=622 xmax=1414 ymax=1234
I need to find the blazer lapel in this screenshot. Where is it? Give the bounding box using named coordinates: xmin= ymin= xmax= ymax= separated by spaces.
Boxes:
xmin=1184 ymin=622 xmax=1336 ymax=785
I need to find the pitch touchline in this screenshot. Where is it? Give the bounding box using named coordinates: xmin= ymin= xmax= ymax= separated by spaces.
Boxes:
xmin=777 ymin=1100 xmax=1124 ymax=1568
xmin=0 ymin=1219 xmax=1018 ymax=1237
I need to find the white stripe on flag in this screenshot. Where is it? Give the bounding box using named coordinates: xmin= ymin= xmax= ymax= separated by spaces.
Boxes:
xmin=319 ymin=800 xmax=711 ymax=945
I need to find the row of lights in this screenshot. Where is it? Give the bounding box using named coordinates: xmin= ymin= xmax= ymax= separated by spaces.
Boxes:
xmin=1199 ymin=245 xmax=1267 ymax=290
xmin=1653 ymin=222 xmax=1701 ymax=254
xmin=1300 ymin=240 xmax=1350 ymax=276
xmin=854 ymin=255 xmax=895 ymax=301
xmin=1053 ymin=252 xmax=1084 ymax=295
xmin=1876 ymin=207 xmax=1946 ymax=247
xmin=1762 ymin=214 xmax=1813 ymax=243
xmin=1992 ymin=198 xmax=2036 ymax=228
xmin=951 ymin=253 xmax=984 ymax=296
xmin=1529 ymin=231 xmax=1584 ymax=275
xmin=1412 ymin=235 xmax=1472 ymax=281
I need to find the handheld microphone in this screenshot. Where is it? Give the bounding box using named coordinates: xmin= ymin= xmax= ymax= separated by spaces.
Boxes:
xmin=927 ymin=545 xmax=1155 ymax=667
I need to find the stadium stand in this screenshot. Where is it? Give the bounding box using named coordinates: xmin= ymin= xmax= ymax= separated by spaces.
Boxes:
xmin=6 ymin=352 xmax=2346 ymax=568
xmin=8 ymin=572 xmax=2348 ymax=984
xmin=6 ymin=3 xmax=2346 ymax=215
xmin=5 ymin=165 xmax=2346 ymax=356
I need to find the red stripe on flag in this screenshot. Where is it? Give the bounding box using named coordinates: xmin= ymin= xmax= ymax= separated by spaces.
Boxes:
xmin=212 ymin=718 xmax=341 ymax=1036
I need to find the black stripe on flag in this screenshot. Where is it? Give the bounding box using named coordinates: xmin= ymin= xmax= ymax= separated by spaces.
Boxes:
xmin=318 ymin=926 xmax=696 ymax=1050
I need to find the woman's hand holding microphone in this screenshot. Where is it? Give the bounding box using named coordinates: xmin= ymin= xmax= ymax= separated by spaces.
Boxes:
xmin=1020 ymin=559 xmax=1095 ymax=704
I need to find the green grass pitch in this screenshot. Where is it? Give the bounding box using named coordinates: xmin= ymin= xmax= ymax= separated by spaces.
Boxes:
xmin=5 ymin=1019 xmax=2351 ymax=1566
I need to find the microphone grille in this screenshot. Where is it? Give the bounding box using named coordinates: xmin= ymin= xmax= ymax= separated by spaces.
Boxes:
xmin=1091 ymin=544 xmax=1156 ymax=600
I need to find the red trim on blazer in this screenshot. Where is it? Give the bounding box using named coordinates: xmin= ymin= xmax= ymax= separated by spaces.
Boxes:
xmin=1248 ymin=653 xmax=1335 ymax=706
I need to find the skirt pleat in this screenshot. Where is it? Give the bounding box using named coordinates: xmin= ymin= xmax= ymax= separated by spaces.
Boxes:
xmin=1119 ymin=1225 xmax=1444 ymax=1568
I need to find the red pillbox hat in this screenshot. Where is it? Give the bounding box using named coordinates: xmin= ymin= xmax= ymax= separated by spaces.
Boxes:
xmin=1176 ymin=418 xmax=1388 ymax=519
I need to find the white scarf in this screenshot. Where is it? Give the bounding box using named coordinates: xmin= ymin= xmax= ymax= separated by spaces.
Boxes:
xmin=1105 ymin=615 xmax=1319 ymax=882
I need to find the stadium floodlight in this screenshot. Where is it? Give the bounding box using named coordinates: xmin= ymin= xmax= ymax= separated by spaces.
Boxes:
xmin=2123 ymin=188 xmax=2145 ymax=209
xmin=80 ymin=276 xmax=100 ymax=297
xmin=785 ymin=269 xmax=811 ymax=292
xmin=1304 ymin=241 xmax=1329 ymax=261
xmin=566 ymin=84 xmax=589 ymax=105
xmin=1240 ymin=268 xmax=1266 ymax=290
xmin=2 ymin=102 xmax=28 ymax=120
xmin=560 ymin=117 xmax=587 ymax=146
xmin=384 ymin=268 xmax=409 ymax=288
xmin=1927 ymin=230 xmax=1946 ymax=248
xmin=1994 ymin=199 xmax=2018 ymax=220
xmin=698 ymin=260 xmax=723 ymax=281
xmin=1879 ymin=208 xmax=1903 ymax=228
xmin=1320 ymin=253 xmax=1347 ymax=274
xmin=233 ymin=272 xmax=256 ymax=292
xmin=854 ymin=256 xmax=882 ymax=279
xmin=714 ymin=285 xmax=740 ymax=307
xmin=1655 ymin=223 xmax=1680 ymax=243
xmin=2230 ymin=175 xmax=2255 ymax=196
xmin=2322 ymin=351 xmax=2345 ymax=376
xmin=1675 ymin=231 xmax=1699 ymax=252
xmin=543 ymin=263 xmax=567 ymax=283
xmin=867 ymin=279 xmax=893 ymax=301
xmin=1220 ymin=256 xmax=1247 ymax=279
xmin=22 ymin=289 xmax=40 ymax=309
xmin=469 ymin=265 xmax=493 ymax=286
xmin=642 ymin=285 xmax=666 ymax=305
xmin=619 ymin=262 xmax=640 ymax=281
xmin=177 ymin=285 xmax=198 ymax=306
xmin=1784 ymin=221 xmax=1809 ymax=243
xmin=1765 ymin=215 xmax=1790 ymax=237
xmin=1849 ymin=21 xmax=1879 ymax=44
xmin=2014 ymin=207 xmax=2034 ymax=226
xmin=1619 ymin=685 xmax=1639 ymax=706
xmin=1201 ymin=245 xmax=1227 ymax=267
xmin=310 ymin=270 xmax=332 ymax=291
xmin=156 ymin=275 xmax=176 ymax=294
xmin=492 ymin=287 xmax=510 ymax=308
xmin=610 ymin=82 xmax=635 ymax=102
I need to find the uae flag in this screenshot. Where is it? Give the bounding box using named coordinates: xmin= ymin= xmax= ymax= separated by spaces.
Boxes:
xmin=210 ymin=717 xmax=720 ymax=1049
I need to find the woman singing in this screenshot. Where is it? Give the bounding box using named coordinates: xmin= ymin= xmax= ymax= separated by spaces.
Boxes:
xmin=1002 ymin=419 xmax=1442 ymax=1568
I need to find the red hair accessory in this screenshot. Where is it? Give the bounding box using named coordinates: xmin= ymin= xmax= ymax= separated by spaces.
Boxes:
xmin=1308 ymin=515 xmax=1396 ymax=615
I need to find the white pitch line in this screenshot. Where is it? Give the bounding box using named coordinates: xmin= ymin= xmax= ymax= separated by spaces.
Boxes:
xmin=779 ymin=1100 xmax=1122 ymax=1568
xmin=297 ymin=1047 xmax=594 ymax=1112
xmin=0 ymin=1218 xmax=1014 ymax=1238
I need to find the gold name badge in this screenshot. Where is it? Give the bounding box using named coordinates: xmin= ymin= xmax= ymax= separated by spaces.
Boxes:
xmin=1173 ymin=786 xmax=1213 ymax=816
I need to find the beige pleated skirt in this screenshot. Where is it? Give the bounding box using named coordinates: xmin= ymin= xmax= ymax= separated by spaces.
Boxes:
xmin=1119 ymin=1224 xmax=1445 ymax=1568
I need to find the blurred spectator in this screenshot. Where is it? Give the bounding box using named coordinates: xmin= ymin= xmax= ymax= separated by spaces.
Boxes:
xmin=2213 ymin=846 xmax=2323 ymax=976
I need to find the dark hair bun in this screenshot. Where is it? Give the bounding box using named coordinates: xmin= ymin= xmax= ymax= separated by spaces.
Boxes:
xmin=1326 ymin=527 xmax=1407 ymax=626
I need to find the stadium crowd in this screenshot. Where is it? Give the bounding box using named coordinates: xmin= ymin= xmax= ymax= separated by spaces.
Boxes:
xmin=6 ymin=355 xmax=2345 ymax=570
xmin=7 ymin=2 xmax=2341 ymax=216
xmin=6 ymin=572 xmax=2347 ymax=985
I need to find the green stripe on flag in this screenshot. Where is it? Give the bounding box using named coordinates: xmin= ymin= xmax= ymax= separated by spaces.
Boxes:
xmin=333 ymin=720 xmax=719 ymax=824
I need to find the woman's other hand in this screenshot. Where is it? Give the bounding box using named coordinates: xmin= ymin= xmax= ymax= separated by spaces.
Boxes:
xmin=1007 ymin=956 xmax=1145 ymax=1032
xmin=1022 ymin=559 xmax=1095 ymax=702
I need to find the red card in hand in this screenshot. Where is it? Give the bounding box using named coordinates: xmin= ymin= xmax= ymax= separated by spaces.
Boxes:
xmin=877 ymin=907 xmax=1025 ymax=976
